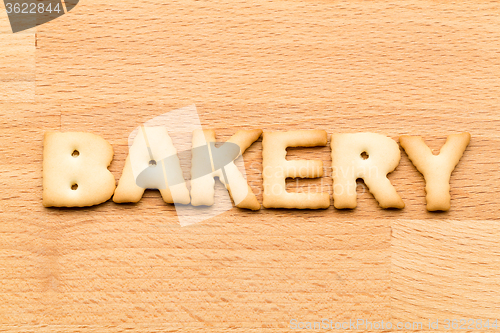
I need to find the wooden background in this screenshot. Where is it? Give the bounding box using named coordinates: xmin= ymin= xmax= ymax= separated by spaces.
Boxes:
xmin=1 ymin=0 xmax=500 ymax=331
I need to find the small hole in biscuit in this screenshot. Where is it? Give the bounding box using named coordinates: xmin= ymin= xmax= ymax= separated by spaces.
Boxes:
xmin=72 ymin=150 xmax=79 ymax=157
xmin=71 ymin=184 xmax=78 ymax=190
xmin=149 ymin=160 xmax=157 ymax=167
xmin=361 ymin=151 xmax=369 ymax=160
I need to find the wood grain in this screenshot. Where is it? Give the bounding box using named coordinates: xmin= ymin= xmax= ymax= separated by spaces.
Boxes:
xmin=0 ymin=2 xmax=35 ymax=102
xmin=1 ymin=0 xmax=500 ymax=331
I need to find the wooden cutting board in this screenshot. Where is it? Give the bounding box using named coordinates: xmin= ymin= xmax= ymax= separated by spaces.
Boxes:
xmin=1 ymin=0 xmax=500 ymax=331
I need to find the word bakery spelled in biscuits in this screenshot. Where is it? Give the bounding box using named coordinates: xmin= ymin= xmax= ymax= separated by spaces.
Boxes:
xmin=42 ymin=129 xmax=471 ymax=212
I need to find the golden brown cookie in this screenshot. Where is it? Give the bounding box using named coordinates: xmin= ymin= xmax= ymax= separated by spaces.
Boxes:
xmin=331 ymin=133 xmax=404 ymax=209
xmin=262 ymin=130 xmax=330 ymax=209
xmin=43 ymin=132 xmax=116 ymax=207
xmin=400 ymin=132 xmax=471 ymax=211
